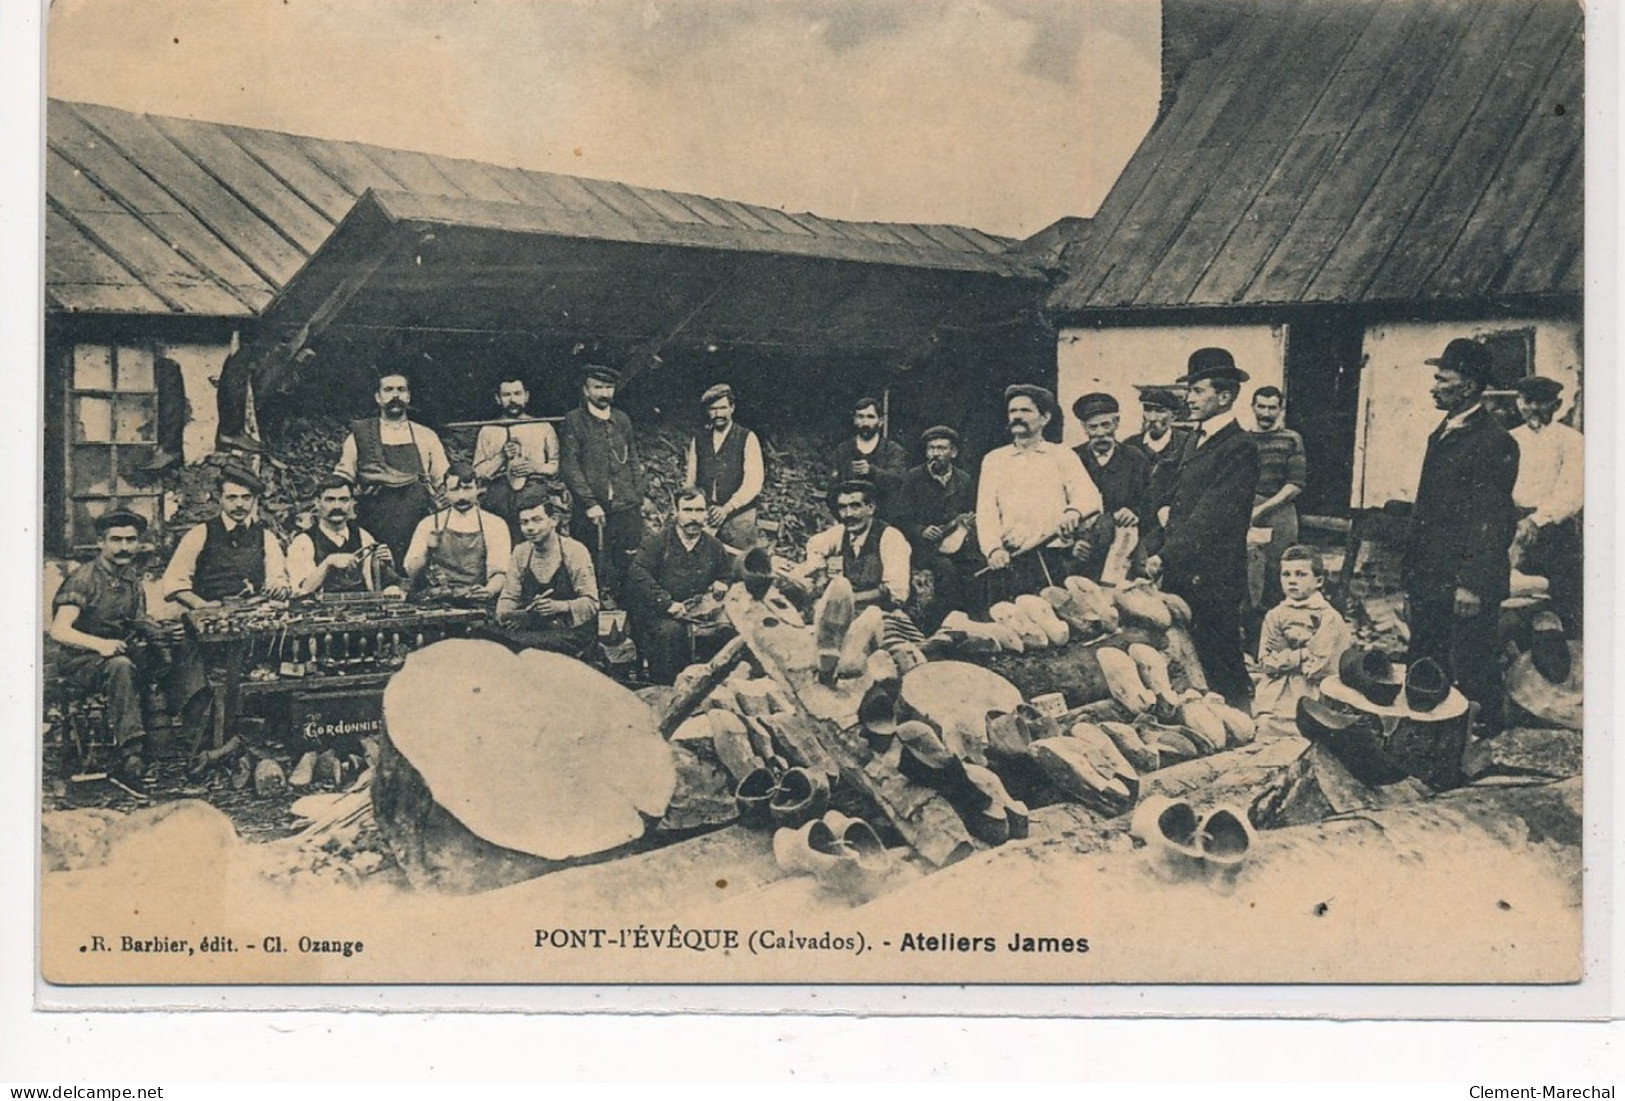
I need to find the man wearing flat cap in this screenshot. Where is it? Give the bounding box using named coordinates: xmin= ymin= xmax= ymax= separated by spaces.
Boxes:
xmin=1123 ymin=387 xmax=1190 ymax=554
xmin=1403 ymin=338 xmax=1521 ymax=732
xmin=977 ymin=384 xmax=1102 ymax=602
xmin=684 ymin=383 xmax=766 ymax=551
xmin=52 ymin=508 xmax=211 ymax=777
xmin=1071 ymin=392 xmax=1153 ymax=580
xmin=559 ymin=364 xmax=648 ymax=602
xmin=1509 ymin=375 xmax=1583 ymax=634
xmin=832 ymin=396 xmax=909 ymax=521
xmin=1147 ymin=349 xmax=1259 ymax=707
xmin=162 ymin=465 xmax=291 ymax=608
xmin=791 ymin=478 xmax=911 ymax=610
xmin=895 ymin=425 xmax=982 ymax=619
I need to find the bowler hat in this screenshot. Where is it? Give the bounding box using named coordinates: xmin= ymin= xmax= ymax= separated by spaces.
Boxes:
xmin=94 ymin=507 xmax=149 ymax=535
xmin=1513 ymin=375 xmax=1563 ymax=403
xmin=1424 ymin=338 xmax=1493 ymax=385
xmin=1338 ymin=648 xmax=1404 ymax=708
xmin=581 ymin=364 xmax=622 ymax=386
xmin=1137 ymin=387 xmax=1184 ymax=412
xmin=1178 ymin=347 xmax=1249 ymax=386
xmin=700 ymin=383 xmax=735 ymax=406
xmin=920 ymin=425 xmax=960 ymax=447
xmin=1071 ymin=392 xmax=1119 ymax=422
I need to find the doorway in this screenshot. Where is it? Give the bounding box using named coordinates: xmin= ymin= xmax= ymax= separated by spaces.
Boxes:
xmin=1284 ymin=313 xmax=1364 ymax=517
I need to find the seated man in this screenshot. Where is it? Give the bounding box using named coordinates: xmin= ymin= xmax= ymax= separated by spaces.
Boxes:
xmin=50 ymin=509 xmax=209 ymax=776
xmin=491 ymin=481 xmax=600 ymax=656
xmin=625 ymin=487 xmax=738 ymax=683
xmin=403 ymin=462 xmax=511 ymax=602
xmin=893 ymin=425 xmax=982 ymax=623
xmin=790 ymin=478 xmax=911 ymax=610
xmin=162 ymin=466 xmax=291 ymax=608
xmin=287 ymin=477 xmax=403 ymax=596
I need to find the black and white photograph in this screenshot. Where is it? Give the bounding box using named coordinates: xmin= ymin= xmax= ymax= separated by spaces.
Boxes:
xmin=31 ymin=0 xmax=1593 ymax=990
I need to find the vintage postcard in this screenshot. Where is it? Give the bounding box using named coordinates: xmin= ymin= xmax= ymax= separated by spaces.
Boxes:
xmin=34 ymin=0 xmax=1596 ymax=998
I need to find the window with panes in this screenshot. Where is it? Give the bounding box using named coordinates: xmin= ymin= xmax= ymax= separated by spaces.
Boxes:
xmin=66 ymin=343 xmax=160 ymax=547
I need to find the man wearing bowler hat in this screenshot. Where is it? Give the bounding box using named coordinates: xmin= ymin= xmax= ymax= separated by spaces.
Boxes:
xmin=1403 ymin=338 xmax=1521 ymax=731
xmin=1147 ymin=349 xmax=1259 ymax=707
xmin=559 ymin=364 xmax=648 ymax=602
xmin=1509 ymin=374 xmax=1583 ymax=635
xmin=684 ymin=383 xmax=766 ymax=551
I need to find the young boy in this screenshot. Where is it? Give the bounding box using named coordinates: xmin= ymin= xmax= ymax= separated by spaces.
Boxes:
xmin=1254 ymin=544 xmax=1351 ymax=723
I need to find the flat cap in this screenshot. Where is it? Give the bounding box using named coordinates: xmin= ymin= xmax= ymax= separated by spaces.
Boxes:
xmin=1177 ymin=347 xmax=1249 ymax=386
xmin=1424 ymin=338 xmax=1493 ymax=385
xmin=700 ymin=383 xmax=735 ymax=406
xmin=581 ymin=364 xmax=622 ymax=386
xmin=826 ymin=478 xmax=878 ymax=512
xmin=920 ymin=425 xmax=961 ymax=447
xmin=1513 ymin=375 xmax=1563 ymax=403
xmin=216 ymin=464 xmax=265 ymax=495
xmin=95 ymin=507 xmax=149 ymax=535
xmin=1071 ymin=392 xmax=1120 ymax=422
xmin=1137 ymin=387 xmax=1184 ymax=412
xmin=1003 ymin=383 xmax=1058 ymax=417
xmin=515 ymin=478 xmax=573 ymax=516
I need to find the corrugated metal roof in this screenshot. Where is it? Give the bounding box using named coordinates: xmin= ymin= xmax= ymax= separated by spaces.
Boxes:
xmin=1047 ymin=0 xmax=1582 ymax=314
xmin=46 ymin=98 xmax=1016 ymax=318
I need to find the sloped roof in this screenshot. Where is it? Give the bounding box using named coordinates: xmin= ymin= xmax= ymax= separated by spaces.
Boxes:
xmin=45 ymin=98 xmax=1016 ymax=318
xmin=1048 ymin=0 xmax=1583 ymax=315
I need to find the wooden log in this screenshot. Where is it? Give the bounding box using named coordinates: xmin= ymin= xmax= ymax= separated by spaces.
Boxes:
xmin=981 ymin=625 xmax=1186 ymax=708
xmin=658 ymin=740 xmax=739 ymax=833
xmin=1462 ymin=727 xmax=1583 ymax=782
xmin=1138 ymin=735 xmax=1315 ymax=819
xmin=726 ymin=588 xmax=979 ymax=868
xmin=657 ymin=634 xmax=749 ymax=738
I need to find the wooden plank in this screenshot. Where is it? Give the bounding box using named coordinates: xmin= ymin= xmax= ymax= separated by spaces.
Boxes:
xmin=1090 ymin=1 xmax=1334 ymax=308
xmin=290 ymin=133 xmax=411 ymax=197
xmin=45 ymin=208 xmax=172 ymax=314
xmin=146 ymin=115 xmax=334 ymax=255
xmin=621 ymin=185 xmax=713 ymax=227
xmin=49 ymin=110 xmax=273 ymax=307
xmin=71 ymin=102 xmax=310 ymax=287
xmin=688 ymin=195 xmax=782 ymax=234
xmin=1433 ymin=27 xmax=1583 ymax=298
xmin=425 ymin=157 xmax=530 ymax=204
xmin=1250 ymin=0 xmax=1480 ymax=303
xmin=46 ymin=154 xmax=250 ymax=316
xmin=219 ymin=125 xmax=357 ymax=222
xmin=1500 ymin=151 xmax=1583 ymax=296
xmin=523 ymin=174 xmax=645 ymax=237
xmin=361 ymin=146 xmax=468 ymax=197
xmin=1306 ymin=0 xmax=1534 ymax=302
xmin=1365 ymin=0 xmax=1571 ymax=301
xmin=484 ymin=167 xmax=574 ymax=212
xmin=1146 ymin=2 xmax=1373 ymax=306
xmin=739 ymin=205 xmax=816 ymax=237
xmin=1054 ymin=1 xmax=1312 ymax=309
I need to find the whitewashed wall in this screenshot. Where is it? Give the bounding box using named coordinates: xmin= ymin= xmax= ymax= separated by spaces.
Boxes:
xmin=1353 ymin=319 xmax=1582 ymax=508
xmin=160 ymin=339 xmax=234 ymax=462
xmin=1055 ymin=324 xmax=1286 ymax=446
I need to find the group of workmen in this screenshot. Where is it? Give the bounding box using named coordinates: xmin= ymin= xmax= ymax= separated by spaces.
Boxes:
xmin=50 ymin=336 xmax=1582 ymax=777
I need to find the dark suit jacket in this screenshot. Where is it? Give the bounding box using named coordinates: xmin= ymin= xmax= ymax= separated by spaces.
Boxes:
xmin=1402 ymin=407 xmax=1520 ymax=602
xmin=831 ymin=437 xmax=909 ymax=516
xmin=1126 ymin=427 xmax=1193 ymax=512
xmin=893 ymin=464 xmax=977 ymax=550
xmin=1160 ymin=420 xmax=1259 ymax=591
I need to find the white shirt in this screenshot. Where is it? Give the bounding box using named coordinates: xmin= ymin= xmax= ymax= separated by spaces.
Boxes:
xmin=684 ymin=424 xmax=766 ymax=513
xmin=403 ymin=507 xmax=513 ymax=584
xmin=286 ymin=523 xmax=380 ymax=595
xmin=1436 ymin=401 xmax=1484 ymax=438
xmin=976 ymin=441 xmax=1102 ymax=557
xmin=796 ymin=522 xmax=912 ymax=604
xmin=162 ymin=514 xmax=289 ymax=600
xmin=334 ymin=417 xmax=448 ymax=484
xmin=1140 ymin=430 xmax=1175 ymax=454
xmin=472 ymin=421 xmax=560 ymax=485
xmin=1511 ymin=421 xmax=1584 ymax=525
xmin=1192 ymin=408 xmax=1238 ymax=447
